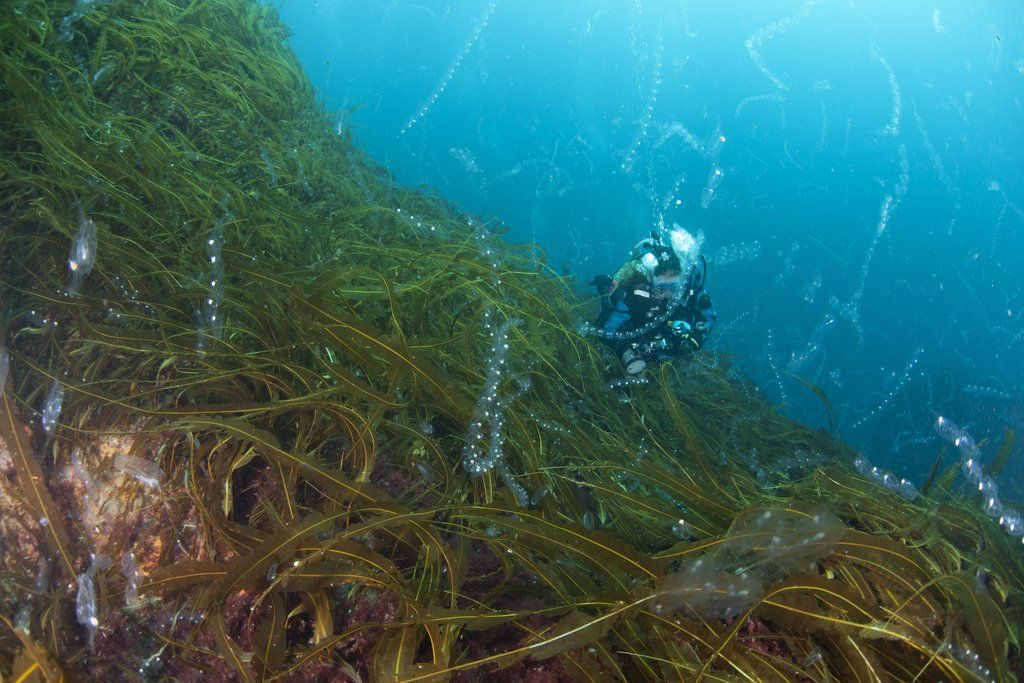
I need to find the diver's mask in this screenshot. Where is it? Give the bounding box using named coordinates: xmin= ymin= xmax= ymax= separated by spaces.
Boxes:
xmin=652 ymin=274 xmax=681 ymax=300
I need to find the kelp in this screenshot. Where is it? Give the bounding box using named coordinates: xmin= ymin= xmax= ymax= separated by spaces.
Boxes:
xmin=0 ymin=0 xmax=1023 ymax=680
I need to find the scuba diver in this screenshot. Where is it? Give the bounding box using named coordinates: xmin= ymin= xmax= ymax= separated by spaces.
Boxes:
xmin=591 ymin=228 xmax=716 ymax=375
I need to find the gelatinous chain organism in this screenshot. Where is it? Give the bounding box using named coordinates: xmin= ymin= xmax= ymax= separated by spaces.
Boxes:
xmin=400 ymin=2 xmax=498 ymax=135
xmin=622 ymin=31 xmax=664 ymax=174
xmin=934 ymin=415 xmax=1024 ymax=541
xmin=461 ymin=312 xmax=522 ymax=476
xmin=876 ymin=52 xmax=902 ymax=137
xmin=744 ymin=0 xmax=820 ymax=91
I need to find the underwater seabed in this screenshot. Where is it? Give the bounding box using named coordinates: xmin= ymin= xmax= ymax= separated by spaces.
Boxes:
xmin=0 ymin=0 xmax=1022 ymax=680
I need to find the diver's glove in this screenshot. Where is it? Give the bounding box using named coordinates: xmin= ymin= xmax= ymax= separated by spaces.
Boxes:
xmin=590 ymin=274 xmax=615 ymax=296
xmin=668 ymin=321 xmax=701 ymax=352
xmin=667 ymin=320 xmax=692 ymax=336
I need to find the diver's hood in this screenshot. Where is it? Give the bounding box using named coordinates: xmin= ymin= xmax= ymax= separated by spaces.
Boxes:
xmin=629 ymin=236 xmax=663 ymax=260
xmin=632 ymin=226 xmax=704 ymax=278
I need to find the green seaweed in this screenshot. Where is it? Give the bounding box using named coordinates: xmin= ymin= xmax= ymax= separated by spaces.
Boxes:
xmin=1 ymin=0 xmax=1023 ymax=680
xmin=989 ymin=427 xmax=1016 ymax=478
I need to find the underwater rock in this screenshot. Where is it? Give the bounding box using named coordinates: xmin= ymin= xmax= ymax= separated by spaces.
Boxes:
xmin=0 ymin=1 xmax=1021 ymax=680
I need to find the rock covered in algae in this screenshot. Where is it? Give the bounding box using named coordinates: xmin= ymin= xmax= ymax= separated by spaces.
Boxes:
xmin=0 ymin=0 xmax=1021 ymax=681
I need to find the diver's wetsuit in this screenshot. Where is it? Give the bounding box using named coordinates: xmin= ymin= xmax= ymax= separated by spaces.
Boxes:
xmin=597 ymin=262 xmax=716 ymax=366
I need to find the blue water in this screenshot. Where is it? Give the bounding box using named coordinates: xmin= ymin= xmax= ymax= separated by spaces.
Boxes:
xmin=277 ymin=0 xmax=1024 ymax=496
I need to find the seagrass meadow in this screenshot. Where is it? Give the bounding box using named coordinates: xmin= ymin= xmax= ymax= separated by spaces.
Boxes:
xmin=1 ymin=0 xmax=1022 ymax=681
